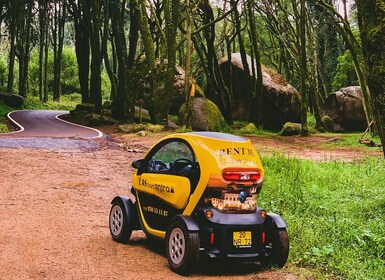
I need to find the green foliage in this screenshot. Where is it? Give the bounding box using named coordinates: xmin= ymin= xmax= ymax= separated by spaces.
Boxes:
xmin=101 ymin=71 xmax=111 ymax=100
xmin=0 ymin=53 xmax=7 ymax=90
xmin=28 ymin=46 xmax=80 ymax=97
xmin=260 ymin=155 xmax=385 ymax=279
xmin=0 ymin=100 xmax=14 ymax=116
xmin=0 ymin=100 xmax=16 ymax=133
xmin=60 ymin=47 xmax=81 ymax=94
xmin=332 ymin=50 xmax=360 ymax=91
xmin=23 ymin=95 xmax=80 ymax=111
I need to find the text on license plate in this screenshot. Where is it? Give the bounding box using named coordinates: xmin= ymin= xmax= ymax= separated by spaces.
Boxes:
xmin=233 ymin=231 xmax=252 ymax=247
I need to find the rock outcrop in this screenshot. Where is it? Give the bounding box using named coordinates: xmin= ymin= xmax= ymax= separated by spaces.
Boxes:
xmin=323 ymin=86 xmax=366 ymax=131
xmin=219 ymin=53 xmax=301 ymax=129
xmin=178 ymin=97 xmax=227 ymax=131
xmin=0 ymin=92 xmax=24 ymax=108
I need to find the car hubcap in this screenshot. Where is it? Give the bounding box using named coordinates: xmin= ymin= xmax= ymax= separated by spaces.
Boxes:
xmin=169 ymin=228 xmax=185 ymax=265
xmin=110 ymin=205 xmax=123 ymax=236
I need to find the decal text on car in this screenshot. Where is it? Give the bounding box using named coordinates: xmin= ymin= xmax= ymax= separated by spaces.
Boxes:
xmin=138 ymin=178 xmax=175 ymax=193
xmin=219 ymin=147 xmax=255 ymax=156
xmin=142 ymin=205 xmax=169 ymax=217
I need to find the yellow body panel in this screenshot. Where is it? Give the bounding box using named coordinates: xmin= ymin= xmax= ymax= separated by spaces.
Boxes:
xmin=133 ymin=173 xmax=190 ymax=210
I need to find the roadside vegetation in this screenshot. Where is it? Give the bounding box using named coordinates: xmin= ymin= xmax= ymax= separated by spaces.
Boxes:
xmin=261 ymin=155 xmax=385 ymax=279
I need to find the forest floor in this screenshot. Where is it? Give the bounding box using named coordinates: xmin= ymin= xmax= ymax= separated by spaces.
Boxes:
xmin=0 ymin=125 xmax=382 ymax=280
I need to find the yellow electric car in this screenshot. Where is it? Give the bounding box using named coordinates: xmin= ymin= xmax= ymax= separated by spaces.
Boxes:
xmin=109 ymin=132 xmax=289 ymax=274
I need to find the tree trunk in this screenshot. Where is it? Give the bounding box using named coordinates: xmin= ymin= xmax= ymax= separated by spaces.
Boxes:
xmin=52 ymin=0 xmax=66 ymax=102
xmin=247 ymin=0 xmax=264 ymax=125
xmin=162 ymin=0 xmax=180 ymax=124
xmin=7 ymin=12 xmax=16 ymax=93
xmin=17 ymin=0 xmax=33 ymax=97
xmin=299 ymin=0 xmax=309 ymax=135
xmin=138 ymin=0 xmax=157 ymax=122
xmin=38 ymin=0 xmax=48 ymax=102
xmin=70 ymin=0 xmax=90 ymax=103
xmin=89 ymin=0 xmax=102 ymax=113
xmin=110 ymin=0 xmax=130 ymax=120
xmin=101 ymin=0 xmax=117 ymax=102
xmin=356 ymin=0 xmax=385 ymax=157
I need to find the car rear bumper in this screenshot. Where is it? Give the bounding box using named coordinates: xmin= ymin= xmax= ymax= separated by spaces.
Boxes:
xmin=196 ymin=207 xmax=268 ymax=259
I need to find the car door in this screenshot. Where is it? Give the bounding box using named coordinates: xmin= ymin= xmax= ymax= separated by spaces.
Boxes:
xmin=133 ymin=139 xmax=198 ymax=232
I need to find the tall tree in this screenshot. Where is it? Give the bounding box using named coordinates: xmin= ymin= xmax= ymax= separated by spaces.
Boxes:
xmin=69 ymin=0 xmax=91 ymax=103
xmin=89 ymin=0 xmax=102 ymax=113
xmin=52 ymin=0 xmax=67 ymax=102
xmin=299 ymin=0 xmax=309 ymax=135
xmin=5 ymin=1 xmax=17 ymax=93
xmin=247 ymin=0 xmax=264 ymax=125
xmin=109 ymin=0 xmax=131 ymax=120
xmin=162 ymin=0 xmax=180 ymax=123
xmin=355 ymin=0 xmax=385 ymax=156
xmin=16 ymin=0 xmax=34 ymax=97
xmin=38 ymin=0 xmax=49 ymax=102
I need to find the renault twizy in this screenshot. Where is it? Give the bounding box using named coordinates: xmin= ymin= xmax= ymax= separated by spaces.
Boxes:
xmin=109 ymin=132 xmax=289 ymax=274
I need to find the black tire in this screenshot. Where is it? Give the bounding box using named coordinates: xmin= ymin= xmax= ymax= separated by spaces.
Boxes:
xmin=109 ymin=200 xmax=133 ymax=243
xmin=166 ymin=220 xmax=200 ymax=275
xmin=263 ymin=227 xmax=289 ymax=268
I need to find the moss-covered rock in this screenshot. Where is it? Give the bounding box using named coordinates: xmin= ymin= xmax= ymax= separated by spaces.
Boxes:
xmin=75 ymin=103 xmax=94 ymax=113
xmin=84 ymin=113 xmax=117 ymax=126
xmin=118 ymin=123 xmax=165 ymax=134
xmin=134 ymin=106 xmax=152 ymax=123
xmin=136 ymin=130 xmax=149 ymax=137
xmin=239 ymin=123 xmax=258 ymax=134
xmin=279 ymin=122 xmax=302 ymax=136
xmin=0 ymin=92 xmax=23 ymax=108
xmin=322 ymin=115 xmax=334 ymax=132
xmin=118 ymin=124 xmax=147 ymax=133
xmin=178 ymin=97 xmax=228 ymax=131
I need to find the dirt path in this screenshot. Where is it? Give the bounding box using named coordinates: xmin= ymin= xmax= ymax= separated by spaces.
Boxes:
xmin=0 ymin=127 xmax=381 ymax=280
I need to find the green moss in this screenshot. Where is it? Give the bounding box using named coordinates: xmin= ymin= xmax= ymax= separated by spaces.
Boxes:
xmin=279 ymin=122 xmax=302 ymax=136
xmin=322 ymin=115 xmax=334 ymax=132
xmin=239 ymin=123 xmax=258 ymax=135
xmin=201 ymin=99 xmax=228 ymax=131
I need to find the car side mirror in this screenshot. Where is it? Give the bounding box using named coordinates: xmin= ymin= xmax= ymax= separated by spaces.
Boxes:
xmin=132 ymin=159 xmax=145 ymax=170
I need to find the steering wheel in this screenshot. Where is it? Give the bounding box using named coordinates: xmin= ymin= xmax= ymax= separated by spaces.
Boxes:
xmin=172 ymin=158 xmax=193 ymax=165
xmin=170 ymin=158 xmax=193 ymax=172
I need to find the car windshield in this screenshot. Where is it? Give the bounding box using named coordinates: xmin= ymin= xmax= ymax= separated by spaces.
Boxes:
xmin=147 ymin=140 xmax=196 ymax=175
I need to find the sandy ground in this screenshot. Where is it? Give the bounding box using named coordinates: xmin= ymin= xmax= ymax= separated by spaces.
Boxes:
xmin=0 ymin=128 xmax=382 ymax=280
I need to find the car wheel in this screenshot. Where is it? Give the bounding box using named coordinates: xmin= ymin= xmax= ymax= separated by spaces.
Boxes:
xmin=109 ymin=200 xmax=133 ymax=243
xmin=166 ymin=220 xmax=200 ymax=275
xmin=263 ymin=226 xmax=289 ymax=268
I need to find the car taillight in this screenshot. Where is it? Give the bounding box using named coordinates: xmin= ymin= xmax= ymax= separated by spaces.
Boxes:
xmin=222 ymin=168 xmax=263 ymax=183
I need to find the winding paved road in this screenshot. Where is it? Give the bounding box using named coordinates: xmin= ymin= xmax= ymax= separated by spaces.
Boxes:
xmin=0 ymin=110 xmax=103 ymax=149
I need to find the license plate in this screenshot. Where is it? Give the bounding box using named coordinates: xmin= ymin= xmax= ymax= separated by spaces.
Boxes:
xmin=233 ymin=231 xmax=252 ymax=248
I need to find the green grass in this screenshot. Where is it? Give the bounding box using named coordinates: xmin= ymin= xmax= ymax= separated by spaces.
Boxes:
xmin=259 ymin=154 xmax=385 ymax=279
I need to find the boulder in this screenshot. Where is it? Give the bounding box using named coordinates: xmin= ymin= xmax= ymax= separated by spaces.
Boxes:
xmin=75 ymin=103 xmax=94 ymax=113
xmin=279 ymin=122 xmax=302 ymax=136
xmin=219 ymin=53 xmax=301 ymax=129
xmin=178 ymin=97 xmax=227 ymax=131
xmin=0 ymin=92 xmax=24 ymax=108
xmin=238 ymin=123 xmax=258 ymax=134
xmin=323 ymin=86 xmax=366 ymax=131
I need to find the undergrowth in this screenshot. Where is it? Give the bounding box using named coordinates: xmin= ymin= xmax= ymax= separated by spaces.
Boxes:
xmin=259 ymin=154 xmax=385 ymax=279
